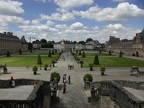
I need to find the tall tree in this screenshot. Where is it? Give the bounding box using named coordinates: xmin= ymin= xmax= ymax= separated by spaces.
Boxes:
xmin=37 ymin=55 xmax=42 ymax=65
xmin=86 ymin=38 xmax=93 ymax=43
xmin=41 ymin=39 xmax=47 ymax=43
xmin=48 ymin=51 xmax=52 ymax=57
xmin=93 ymin=55 xmax=99 ymax=65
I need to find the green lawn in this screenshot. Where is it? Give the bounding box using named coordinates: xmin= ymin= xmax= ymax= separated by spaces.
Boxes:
xmin=0 ymin=55 xmax=58 ymax=67
xmin=79 ymin=57 xmax=144 ymax=67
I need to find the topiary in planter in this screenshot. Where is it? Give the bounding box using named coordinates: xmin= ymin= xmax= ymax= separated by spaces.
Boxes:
xmin=50 ymin=72 xmax=61 ymax=82
xmin=89 ymin=63 xmax=93 ymax=71
xmin=52 ymin=60 xmax=56 ymax=67
xmin=100 ymin=65 xmax=106 ymax=76
xmin=44 ymin=63 xmax=48 ymax=70
xmin=83 ymin=74 xmax=93 ymax=82
xmin=80 ymin=61 xmax=84 ymax=68
xmin=32 ymin=65 xmax=38 ymax=75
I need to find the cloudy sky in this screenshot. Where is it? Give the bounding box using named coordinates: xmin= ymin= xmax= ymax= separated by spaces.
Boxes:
xmin=0 ymin=0 xmax=144 ymax=43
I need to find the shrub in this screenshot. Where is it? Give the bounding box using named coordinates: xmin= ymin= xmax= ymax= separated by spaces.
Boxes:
xmin=82 ymin=52 xmax=86 ymax=57
xmin=19 ymin=49 xmax=22 ymax=55
xmin=52 ymin=60 xmax=56 ymax=64
xmin=79 ymin=50 xmax=81 ymax=55
xmin=89 ymin=63 xmax=93 ymax=68
xmin=32 ymin=65 xmax=38 ymax=72
xmin=44 ymin=63 xmax=48 ymax=68
xmin=55 ymin=49 xmax=57 ymax=53
xmin=48 ymin=51 xmax=52 ymax=57
xmin=93 ymin=55 xmax=99 ymax=65
xmin=30 ymin=50 xmax=32 ymax=53
xmin=100 ymin=65 xmax=106 ymax=71
xmin=50 ymin=72 xmax=61 ymax=82
xmin=52 ymin=50 xmax=55 ymax=55
xmin=37 ymin=55 xmax=42 ymax=65
xmin=76 ymin=50 xmax=78 ymax=53
xmin=83 ymin=74 xmax=93 ymax=82
xmin=108 ymin=50 xmax=111 ymax=55
xmin=6 ymin=51 xmax=10 ymax=57
xmin=119 ymin=51 xmax=122 ymax=58
xmin=99 ymin=49 xmax=101 ymax=53
xmin=80 ymin=61 xmax=84 ymax=64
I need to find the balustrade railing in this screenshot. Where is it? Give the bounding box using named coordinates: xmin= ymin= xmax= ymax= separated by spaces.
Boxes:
xmin=90 ymin=80 xmax=144 ymax=108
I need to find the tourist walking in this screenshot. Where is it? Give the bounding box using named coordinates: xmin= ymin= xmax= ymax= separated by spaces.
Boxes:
xmin=10 ymin=76 xmax=15 ymax=87
xmin=26 ymin=63 xmax=28 ymax=68
xmin=63 ymin=83 xmax=66 ymax=94
xmin=68 ymin=75 xmax=71 ymax=84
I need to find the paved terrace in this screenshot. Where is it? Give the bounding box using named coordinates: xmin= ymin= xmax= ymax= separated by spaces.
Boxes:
xmin=0 ymin=52 xmax=144 ymax=107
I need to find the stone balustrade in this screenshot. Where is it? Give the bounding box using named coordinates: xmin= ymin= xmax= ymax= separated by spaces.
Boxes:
xmin=0 ymin=79 xmax=51 ymax=108
xmin=90 ymin=80 xmax=144 ymax=108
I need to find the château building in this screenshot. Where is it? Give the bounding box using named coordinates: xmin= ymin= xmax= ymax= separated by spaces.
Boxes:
xmin=106 ymin=29 xmax=144 ymax=57
xmin=0 ymin=32 xmax=28 ymax=55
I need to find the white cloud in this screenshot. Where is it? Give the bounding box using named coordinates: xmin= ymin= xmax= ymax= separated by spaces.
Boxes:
xmin=46 ymin=21 xmax=55 ymax=26
xmin=0 ymin=0 xmax=24 ymax=16
xmin=31 ymin=20 xmax=40 ymax=25
xmin=55 ymin=24 xmax=67 ymax=29
xmin=19 ymin=25 xmax=58 ymax=33
xmin=112 ymin=0 xmax=126 ymax=2
xmin=0 ymin=15 xmax=29 ymax=25
xmin=54 ymin=0 xmax=94 ymax=10
xmin=70 ymin=22 xmax=87 ymax=30
xmin=106 ymin=24 xmax=123 ymax=30
xmin=73 ymin=2 xmax=144 ymax=23
xmin=40 ymin=12 xmax=75 ymax=21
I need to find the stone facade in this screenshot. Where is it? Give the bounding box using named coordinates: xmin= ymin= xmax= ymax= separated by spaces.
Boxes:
xmin=106 ymin=29 xmax=144 ymax=57
xmin=54 ymin=40 xmax=101 ymax=51
xmin=21 ymin=36 xmax=28 ymax=51
xmin=0 ymin=32 xmax=21 ymax=55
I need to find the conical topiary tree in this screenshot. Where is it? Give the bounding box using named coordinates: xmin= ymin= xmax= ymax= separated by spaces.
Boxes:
xmin=108 ymin=50 xmax=111 ymax=55
xmin=19 ymin=49 xmax=22 ymax=55
xmin=55 ymin=49 xmax=57 ymax=53
xmin=119 ymin=51 xmax=122 ymax=58
xmin=6 ymin=51 xmax=10 ymax=57
xmin=82 ymin=52 xmax=86 ymax=57
xmin=79 ymin=50 xmax=81 ymax=55
xmin=37 ymin=55 xmax=42 ymax=65
xmin=48 ymin=51 xmax=52 ymax=57
xmin=93 ymin=55 xmax=99 ymax=65
xmin=52 ymin=50 xmax=55 ymax=55
xmin=99 ymin=49 xmax=101 ymax=53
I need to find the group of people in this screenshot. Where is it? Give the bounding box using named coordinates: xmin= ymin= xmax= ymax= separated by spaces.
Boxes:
xmin=63 ymin=74 xmax=71 ymax=94
xmin=68 ymin=65 xmax=74 ymax=70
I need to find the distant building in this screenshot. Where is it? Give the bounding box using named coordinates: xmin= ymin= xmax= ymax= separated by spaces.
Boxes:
xmin=33 ymin=41 xmax=41 ymax=50
xmin=54 ymin=39 xmax=102 ymax=51
xmin=21 ymin=36 xmax=28 ymax=51
xmin=106 ymin=29 xmax=144 ymax=57
xmin=0 ymin=32 xmax=21 ymax=55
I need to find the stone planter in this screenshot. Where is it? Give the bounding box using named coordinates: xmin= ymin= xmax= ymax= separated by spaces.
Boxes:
xmin=34 ymin=71 xmax=37 ymax=75
xmin=44 ymin=67 xmax=47 ymax=70
xmin=101 ymin=71 xmax=105 ymax=76
xmin=90 ymin=68 xmax=93 ymax=71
